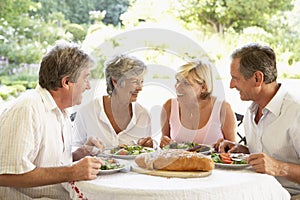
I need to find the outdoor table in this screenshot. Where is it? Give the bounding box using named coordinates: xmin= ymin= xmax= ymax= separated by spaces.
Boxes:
xmin=68 ymin=159 xmax=290 ymax=200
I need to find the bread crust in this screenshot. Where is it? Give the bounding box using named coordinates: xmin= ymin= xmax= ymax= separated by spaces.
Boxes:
xmin=135 ymin=149 xmax=214 ymax=171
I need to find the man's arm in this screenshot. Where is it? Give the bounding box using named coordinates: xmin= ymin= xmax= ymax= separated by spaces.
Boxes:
xmin=282 ymin=162 xmax=300 ymax=184
xmin=248 ymin=153 xmax=300 ymax=184
xmin=0 ymin=157 xmax=101 ymax=187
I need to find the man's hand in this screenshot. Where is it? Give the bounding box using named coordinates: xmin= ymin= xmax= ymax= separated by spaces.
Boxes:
xmin=83 ymin=136 xmax=105 ymax=156
xmin=247 ymin=153 xmax=288 ymax=176
xmin=214 ymin=138 xmax=249 ymax=153
xmin=71 ymin=156 xmax=104 ymax=181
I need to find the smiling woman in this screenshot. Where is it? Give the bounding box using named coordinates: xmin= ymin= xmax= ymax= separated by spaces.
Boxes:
xmin=160 ymin=59 xmax=237 ymax=148
xmin=72 ymin=54 xmax=155 ymax=156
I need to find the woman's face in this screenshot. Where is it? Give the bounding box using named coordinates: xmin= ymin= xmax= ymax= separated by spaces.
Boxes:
xmin=175 ymin=75 xmax=203 ymax=102
xmin=115 ymin=76 xmax=144 ymax=103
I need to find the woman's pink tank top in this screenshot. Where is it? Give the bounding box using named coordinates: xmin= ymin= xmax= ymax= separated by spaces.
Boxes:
xmin=169 ymin=98 xmax=224 ymax=145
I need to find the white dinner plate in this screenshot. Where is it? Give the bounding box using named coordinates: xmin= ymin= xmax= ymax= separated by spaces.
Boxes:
xmin=100 ymin=148 xmax=156 ymax=159
xmin=214 ymin=162 xmax=251 ymax=169
xmin=98 ymin=159 xmax=129 ymax=175
xmin=100 ymin=150 xmax=138 ymax=159
xmin=163 ymin=143 xmax=213 ymax=155
xmin=107 ymin=154 xmax=137 ymax=159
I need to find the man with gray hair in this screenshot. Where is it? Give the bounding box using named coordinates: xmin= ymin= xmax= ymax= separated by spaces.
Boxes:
xmin=0 ymin=40 xmax=105 ymax=199
xmin=215 ymin=43 xmax=300 ymax=198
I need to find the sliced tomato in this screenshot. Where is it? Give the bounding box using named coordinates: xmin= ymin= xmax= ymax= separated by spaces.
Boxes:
xmin=221 ymin=158 xmax=233 ymax=164
xmin=219 ymin=153 xmax=233 ymax=164
xmin=220 ymin=153 xmax=231 ymax=160
xmin=117 ymin=149 xmax=128 ymax=155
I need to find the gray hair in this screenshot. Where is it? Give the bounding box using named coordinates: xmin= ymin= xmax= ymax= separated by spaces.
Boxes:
xmin=231 ymin=43 xmax=277 ymax=84
xmin=104 ymin=54 xmax=147 ymax=95
xmin=39 ymin=40 xmax=94 ymax=90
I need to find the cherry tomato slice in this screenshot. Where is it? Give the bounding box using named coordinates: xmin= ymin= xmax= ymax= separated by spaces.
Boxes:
xmin=118 ymin=150 xmax=128 ymax=155
xmin=220 ymin=153 xmax=231 ymax=159
xmin=222 ymin=158 xmax=233 ymax=164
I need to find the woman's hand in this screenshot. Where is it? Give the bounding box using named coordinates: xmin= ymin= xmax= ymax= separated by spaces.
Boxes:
xmin=83 ymin=136 xmax=106 ymax=156
xmin=137 ymin=137 xmax=154 ymax=148
xmin=159 ymin=136 xmax=173 ymax=148
xmin=214 ymin=138 xmax=249 ymax=153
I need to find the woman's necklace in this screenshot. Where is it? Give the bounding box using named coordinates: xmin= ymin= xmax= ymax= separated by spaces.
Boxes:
xmin=180 ymin=107 xmax=199 ymax=129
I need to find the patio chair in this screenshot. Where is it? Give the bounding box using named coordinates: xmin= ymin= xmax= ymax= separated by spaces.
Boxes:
xmin=70 ymin=112 xmax=77 ymax=122
xmin=235 ymin=112 xmax=247 ymax=145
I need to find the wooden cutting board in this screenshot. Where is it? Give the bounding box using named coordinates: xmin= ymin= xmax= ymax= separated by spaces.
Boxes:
xmin=131 ymin=164 xmax=212 ymax=178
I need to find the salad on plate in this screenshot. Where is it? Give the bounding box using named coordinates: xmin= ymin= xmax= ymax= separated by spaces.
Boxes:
xmin=98 ymin=157 xmax=127 ymax=174
xmin=211 ymin=153 xmax=250 ymax=168
xmin=108 ymin=144 xmax=155 ymax=158
xmin=163 ymin=142 xmax=212 ymax=155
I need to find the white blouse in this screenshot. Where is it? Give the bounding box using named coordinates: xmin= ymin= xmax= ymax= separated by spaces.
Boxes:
xmin=72 ymin=96 xmax=152 ymax=149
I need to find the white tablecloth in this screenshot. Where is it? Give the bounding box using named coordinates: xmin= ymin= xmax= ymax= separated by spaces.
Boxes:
xmin=69 ymin=164 xmax=290 ymax=200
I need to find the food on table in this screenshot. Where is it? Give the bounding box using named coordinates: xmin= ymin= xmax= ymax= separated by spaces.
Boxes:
xmin=163 ymin=142 xmax=199 ymax=150
xmin=163 ymin=142 xmax=212 ymax=154
xmin=99 ymin=157 xmax=125 ymax=170
xmin=110 ymin=144 xmax=155 ymax=156
xmin=135 ymin=149 xmax=214 ymax=171
xmin=211 ymin=153 xmax=248 ymax=165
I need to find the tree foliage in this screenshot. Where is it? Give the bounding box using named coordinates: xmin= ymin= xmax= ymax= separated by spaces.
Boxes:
xmin=1 ymin=0 xmax=300 ymax=79
xmin=95 ymin=0 xmax=130 ymax=26
xmin=176 ymin=0 xmax=294 ymax=33
xmin=0 ymin=0 xmax=129 ymax=69
xmin=29 ymin=0 xmax=129 ymax=25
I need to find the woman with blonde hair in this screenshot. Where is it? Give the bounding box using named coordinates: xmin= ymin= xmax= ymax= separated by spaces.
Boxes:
xmin=160 ymin=59 xmax=236 ymax=148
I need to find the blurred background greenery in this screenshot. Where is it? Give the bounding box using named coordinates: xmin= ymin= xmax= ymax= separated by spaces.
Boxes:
xmin=1 ymin=0 xmax=300 ymax=102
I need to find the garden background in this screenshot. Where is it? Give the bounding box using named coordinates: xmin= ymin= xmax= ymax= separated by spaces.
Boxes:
xmin=1 ymin=0 xmax=300 ymax=123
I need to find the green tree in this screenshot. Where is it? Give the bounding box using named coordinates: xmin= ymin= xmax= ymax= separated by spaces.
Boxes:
xmin=263 ymin=3 xmax=300 ymax=64
xmin=0 ymin=0 xmax=42 ymax=64
xmin=31 ymin=0 xmax=130 ymax=26
xmin=0 ymin=0 xmax=35 ymax=20
xmin=176 ymin=0 xmax=294 ymax=34
xmin=95 ymin=0 xmax=130 ymax=26
xmin=65 ymin=24 xmax=86 ymax=42
xmin=0 ymin=0 xmax=70 ymax=70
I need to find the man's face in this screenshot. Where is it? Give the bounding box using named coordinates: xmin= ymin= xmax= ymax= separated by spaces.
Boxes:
xmin=71 ymin=68 xmax=91 ymax=106
xmin=230 ymin=58 xmax=256 ymax=101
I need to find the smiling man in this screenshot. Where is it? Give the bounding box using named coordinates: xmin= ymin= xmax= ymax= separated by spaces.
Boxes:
xmin=0 ymin=41 xmax=105 ymax=199
xmin=215 ymin=43 xmax=300 ymax=198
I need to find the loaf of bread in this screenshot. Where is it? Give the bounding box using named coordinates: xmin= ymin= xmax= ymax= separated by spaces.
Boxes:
xmin=135 ymin=149 xmax=214 ymax=171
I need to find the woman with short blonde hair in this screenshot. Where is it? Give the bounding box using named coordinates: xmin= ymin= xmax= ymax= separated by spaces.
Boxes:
xmin=160 ymin=59 xmax=236 ymax=147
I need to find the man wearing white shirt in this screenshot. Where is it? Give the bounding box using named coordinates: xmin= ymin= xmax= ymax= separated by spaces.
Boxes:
xmin=215 ymin=43 xmax=300 ymax=198
xmin=0 ymin=41 xmax=105 ymax=199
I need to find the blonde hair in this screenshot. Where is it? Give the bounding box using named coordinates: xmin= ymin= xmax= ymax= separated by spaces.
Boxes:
xmin=176 ymin=59 xmax=213 ymax=99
